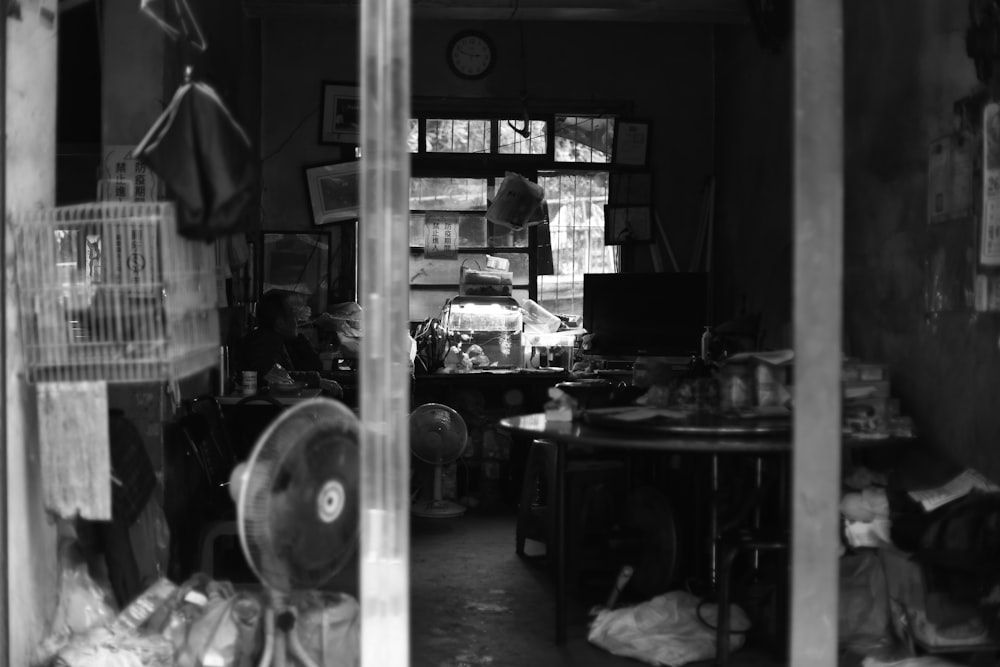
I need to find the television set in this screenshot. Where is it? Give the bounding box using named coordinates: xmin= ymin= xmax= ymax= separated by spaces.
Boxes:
xmin=582 ymin=272 xmax=709 ymax=358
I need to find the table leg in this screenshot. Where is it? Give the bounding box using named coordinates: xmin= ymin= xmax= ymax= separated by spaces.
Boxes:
xmin=709 ymin=453 xmax=720 ymax=589
xmin=556 ymin=438 xmax=567 ymax=646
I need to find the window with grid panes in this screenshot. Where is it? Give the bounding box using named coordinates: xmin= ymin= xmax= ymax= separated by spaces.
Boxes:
xmin=408 ymin=110 xmax=620 ymax=324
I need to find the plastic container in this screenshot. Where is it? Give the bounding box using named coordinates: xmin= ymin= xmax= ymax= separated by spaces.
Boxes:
xmin=522 ymin=298 xmax=561 ymax=333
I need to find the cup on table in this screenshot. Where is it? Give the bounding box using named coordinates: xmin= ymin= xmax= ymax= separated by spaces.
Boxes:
xmin=241 ymin=371 xmax=257 ymax=395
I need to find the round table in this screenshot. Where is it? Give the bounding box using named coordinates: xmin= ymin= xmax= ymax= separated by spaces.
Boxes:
xmin=497 ymin=411 xmax=912 ymax=646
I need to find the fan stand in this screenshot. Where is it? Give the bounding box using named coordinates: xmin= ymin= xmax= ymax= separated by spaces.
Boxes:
xmin=258 ymin=593 xmax=322 ymax=667
xmin=412 ymin=461 xmax=467 ymax=519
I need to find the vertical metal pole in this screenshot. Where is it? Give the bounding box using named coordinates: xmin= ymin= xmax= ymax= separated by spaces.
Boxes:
xmin=555 ymin=439 xmax=567 ymax=645
xmin=0 ymin=0 xmax=9 ymax=661
xmin=709 ymin=453 xmax=719 ymax=587
xmin=790 ymin=0 xmax=843 ymax=665
xmin=359 ymin=0 xmax=411 ymax=665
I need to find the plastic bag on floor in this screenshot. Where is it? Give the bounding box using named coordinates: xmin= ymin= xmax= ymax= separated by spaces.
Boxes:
xmin=587 ymin=590 xmax=750 ymax=666
xmin=34 ymin=538 xmax=118 ymax=665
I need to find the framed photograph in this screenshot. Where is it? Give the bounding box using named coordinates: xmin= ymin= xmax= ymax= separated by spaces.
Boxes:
xmin=260 ymin=231 xmax=331 ymax=316
xmin=608 ymin=171 xmax=653 ymax=205
xmin=320 ymin=82 xmax=360 ymax=145
xmin=604 ymin=205 xmax=653 ymax=245
xmin=306 ymin=161 xmax=360 ymax=225
xmin=613 ymin=120 xmax=650 ymax=167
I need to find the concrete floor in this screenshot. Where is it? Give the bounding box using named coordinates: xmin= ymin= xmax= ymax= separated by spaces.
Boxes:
xmin=410 ymin=510 xmax=789 ymax=667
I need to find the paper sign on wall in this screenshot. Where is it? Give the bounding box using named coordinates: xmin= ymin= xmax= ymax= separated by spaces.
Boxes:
xmin=99 ymin=145 xmax=159 ymax=203
xmin=424 ymin=214 xmax=459 ymax=259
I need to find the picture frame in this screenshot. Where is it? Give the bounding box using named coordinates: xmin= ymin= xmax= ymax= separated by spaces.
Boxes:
xmin=320 ymin=82 xmax=360 ymax=145
xmin=608 ymin=171 xmax=653 ymax=205
xmin=604 ymin=205 xmax=653 ymax=245
xmin=260 ymin=231 xmax=331 ymax=317
xmin=612 ymin=120 xmax=650 ymax=167
xmin=306 ymin=161 xmax=360 ymax=225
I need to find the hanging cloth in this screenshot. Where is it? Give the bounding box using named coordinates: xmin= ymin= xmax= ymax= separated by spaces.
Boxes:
xmin=134 ymin=81 xmax=256 ymax=241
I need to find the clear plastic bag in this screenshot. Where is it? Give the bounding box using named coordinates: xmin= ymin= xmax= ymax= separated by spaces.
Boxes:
xmin=588 ymin=591 xmax=749 ymax=666
xmin=34 ymin=539 xmax=118 ymax=665
xmin=127 ymin=496 xmax=171 ymax=592
xmin=175 ymin=589 xmax=262 ymax=667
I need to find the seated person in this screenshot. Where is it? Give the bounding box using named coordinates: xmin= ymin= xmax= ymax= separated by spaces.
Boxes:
xmin=236 ymin=290 xmax=343 ymax=397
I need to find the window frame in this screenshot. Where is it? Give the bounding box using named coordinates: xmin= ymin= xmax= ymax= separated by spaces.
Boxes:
xmin=407 ymin=101 xmax=629 ymax=321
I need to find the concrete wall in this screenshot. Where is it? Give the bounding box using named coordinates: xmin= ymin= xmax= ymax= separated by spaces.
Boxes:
xmin=259 ymin=17 xmax=716 ymax=273
xmin=712 ymin=23 xmax=791 ymax=344
xmin=714 ymin=2 xmax=999 ymax=476
xmin=843 ymin=2 xmax=997 ymax=475
xmin=6 ymin=6 xmax=60 ymax=664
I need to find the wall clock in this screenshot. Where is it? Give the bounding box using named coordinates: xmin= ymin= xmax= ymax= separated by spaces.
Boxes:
xmin=446 ymin=30 xmax=495 ymax=80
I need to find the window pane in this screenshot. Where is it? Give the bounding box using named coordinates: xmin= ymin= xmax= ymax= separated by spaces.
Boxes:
xmin=426 ymin=119 xmax=490 ymax=153
xmin=537 ymin=171 xmax=617 ymax=319
xmin=407 ymin=119 xmax=419 ymax=153
xmin=409 ymin=213 xmax=426 ymax=247
xmin=458 ymin=214 xmax=487 ymax=247
xmin=499 ymin=120 xmax=547 ymax=155
xmin=489 ymin=225 xmax=528 ymax=248
xmin=409 ymin=254 xmax=461 ymax=285
xmin=410 ymin=177 xmax=488 ymax=210
xmin=554 ymin=116 xmax=613 ymax=163
xmin=410 ymin=288 xmax=454 ymax=322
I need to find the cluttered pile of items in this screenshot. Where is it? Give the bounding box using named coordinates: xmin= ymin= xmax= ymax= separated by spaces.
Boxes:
xmin=838 ymin=454 xmax=1000 ymax=664
xmin=545 ymin=346 xmax=917 ymax=441
xmin=412 ymin=287 xmax=581 ymax=374
xmin=36 ymin=558 xmax=357 ymax=667
xmin=35 ymin=398 xmax=361 ymax=667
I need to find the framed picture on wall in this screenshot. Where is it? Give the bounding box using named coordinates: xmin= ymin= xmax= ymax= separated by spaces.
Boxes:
xmin=320 ymin=82 xmax=360 ymax=145
xmin=612 ymin=120 xmax=650 ymax=167
xmin=260 ymin=231 xmax=331 ymax=317
xmin=306 ymin=161 xmax=360 ymax=225
xmin=604 ymin=205 xmax=653 ymax=245
xmin=608 ymin=171 xmax=653 ymax=205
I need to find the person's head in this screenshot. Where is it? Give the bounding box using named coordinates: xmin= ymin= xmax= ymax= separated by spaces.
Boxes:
xmin=257 ymin=290 xmax=298 ymax=338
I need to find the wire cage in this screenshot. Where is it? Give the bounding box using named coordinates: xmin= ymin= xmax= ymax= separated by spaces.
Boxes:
xmin=13 ymin=202 xmax=220 ymax=383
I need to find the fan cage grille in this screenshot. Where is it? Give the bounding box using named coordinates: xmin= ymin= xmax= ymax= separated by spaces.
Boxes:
xmin=13 ymin=202 xmax=219 ymax=383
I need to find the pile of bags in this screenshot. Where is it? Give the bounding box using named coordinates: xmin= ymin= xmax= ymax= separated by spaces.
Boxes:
xmin=34 ymin=539 xmax=359 ymax=667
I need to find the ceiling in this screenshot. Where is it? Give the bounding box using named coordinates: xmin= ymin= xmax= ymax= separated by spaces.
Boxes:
xmin=241 ymin=0 xmax=749 ymax=23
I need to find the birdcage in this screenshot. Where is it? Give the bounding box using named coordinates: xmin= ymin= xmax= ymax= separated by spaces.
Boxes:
xmin=13 ymin=201 xmax=219 ymax=383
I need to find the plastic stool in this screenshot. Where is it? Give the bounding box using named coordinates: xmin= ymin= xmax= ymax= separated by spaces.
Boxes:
xmin=198 ymin=520 xmax=239 ymax=577
xmin=515 ymin=438 xmax=625 ymax=586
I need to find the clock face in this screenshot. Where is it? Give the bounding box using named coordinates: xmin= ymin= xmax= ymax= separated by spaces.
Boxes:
xmin=447 ymin=31 xmax=494 ymax=80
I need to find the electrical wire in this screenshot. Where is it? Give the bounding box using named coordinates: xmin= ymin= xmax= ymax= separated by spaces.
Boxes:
xmin=261 ymin=105 xmax=321 ymax=163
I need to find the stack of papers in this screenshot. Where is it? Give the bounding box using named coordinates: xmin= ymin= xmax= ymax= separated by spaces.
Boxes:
xmin=908 ymin=468 xmax=1000 ymax=512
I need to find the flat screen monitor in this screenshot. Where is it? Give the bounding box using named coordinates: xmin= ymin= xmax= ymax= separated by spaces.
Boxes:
xmin=583 ymin=272 xmax=709 ymax=357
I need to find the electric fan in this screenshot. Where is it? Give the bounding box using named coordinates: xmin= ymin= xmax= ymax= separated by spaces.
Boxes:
xmin=232 ymin=397 xmax=360 ymax=667
xmin=410 ymin=403 xmax=469 ymax=519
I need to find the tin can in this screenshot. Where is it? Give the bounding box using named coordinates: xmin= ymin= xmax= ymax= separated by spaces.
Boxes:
xmin=219 ymin=346 xmax=229 ymax=395
xmin=241 ymin=370 xmax=257 ymax=395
